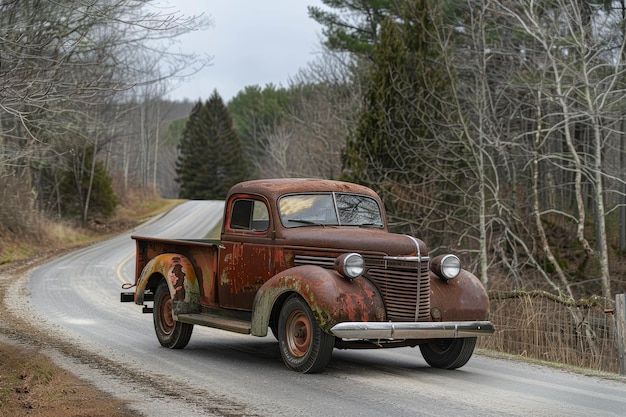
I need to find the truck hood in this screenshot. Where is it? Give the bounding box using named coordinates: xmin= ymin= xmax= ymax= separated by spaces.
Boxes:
xmin=278 ymin=227 xmax=427 ymax=257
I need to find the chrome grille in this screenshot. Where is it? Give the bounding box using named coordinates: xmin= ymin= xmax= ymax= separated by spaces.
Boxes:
xmin=364 ymin=256 xmax=431 ymax=321
xmin=293 ymin=254 xmax=431 ymax=322
xmin=294 ymin=254 xmax=335 ymax=268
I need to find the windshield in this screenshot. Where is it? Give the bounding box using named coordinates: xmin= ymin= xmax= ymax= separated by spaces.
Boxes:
xmin=278 ymin=193 xmax=383 ymax=228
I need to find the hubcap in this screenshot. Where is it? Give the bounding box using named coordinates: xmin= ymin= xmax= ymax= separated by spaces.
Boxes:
xmin=160 ymin=294 xmax=174 ymax=333
xmin=286 ymin=309 xmax=311 ymax=358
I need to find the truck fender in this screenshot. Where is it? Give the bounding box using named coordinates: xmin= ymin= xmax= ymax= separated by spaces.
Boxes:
xmin=135 ymin=253 xmax=201 ymax=317
xmin=251 ymin=264 xmax=385 ymax=336
xmin=429 ymin=269 xmax=490 ymax=322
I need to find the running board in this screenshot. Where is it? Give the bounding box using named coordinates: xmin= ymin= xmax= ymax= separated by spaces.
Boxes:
xmin=176 ymin=312 xmax=252 ymax=334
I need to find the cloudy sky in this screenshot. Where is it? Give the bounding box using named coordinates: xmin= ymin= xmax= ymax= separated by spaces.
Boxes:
xmin=158 ymin=1 xmax=326 ymax=102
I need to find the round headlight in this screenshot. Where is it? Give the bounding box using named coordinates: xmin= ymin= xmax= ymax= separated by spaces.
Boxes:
xmin=334 ymin=253 xmax=364 ymax=280
xmin=431 ymin=254 xmax=461 ymax=280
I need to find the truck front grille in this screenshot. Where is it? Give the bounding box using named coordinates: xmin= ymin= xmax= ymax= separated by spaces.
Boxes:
xmin=364 ymin=256 xmax=431 ymax=322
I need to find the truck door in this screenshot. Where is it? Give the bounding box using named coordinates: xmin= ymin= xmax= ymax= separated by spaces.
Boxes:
xmin=218 ymin=196 xmax=274 ymax=310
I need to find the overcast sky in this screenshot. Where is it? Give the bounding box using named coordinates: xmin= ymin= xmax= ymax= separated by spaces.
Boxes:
xmin=158 ymin=1 xmax=326 ymax=103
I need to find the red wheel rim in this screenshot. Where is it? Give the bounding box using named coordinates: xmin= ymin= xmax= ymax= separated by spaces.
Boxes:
xmin=285 ymin=309 xmax=311 ymax=358
xmin=159 ymin=293 xmax=174 ymax=334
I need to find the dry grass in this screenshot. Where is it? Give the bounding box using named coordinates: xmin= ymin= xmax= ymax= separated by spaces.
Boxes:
xmin=0 ymin=188 xmax=182 ymax=265
xmin=0 ymin=343 xmax=138 ymax=417
xmin=479 ymin=292 xmax=619 ymax=373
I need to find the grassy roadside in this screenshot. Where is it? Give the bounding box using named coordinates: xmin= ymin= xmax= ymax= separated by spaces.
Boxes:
xmin=0 ymin=341 xmax=136 ymax=416
xmin=0 ymin=197 xmax=183 ymax=416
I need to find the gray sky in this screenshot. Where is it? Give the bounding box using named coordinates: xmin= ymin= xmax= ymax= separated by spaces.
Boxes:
xmin=159 ymin=1 xmax=325 ymax=102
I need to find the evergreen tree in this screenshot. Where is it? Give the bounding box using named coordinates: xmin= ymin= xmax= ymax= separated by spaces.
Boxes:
xmin=175 ymin=90 xmax=249 ymax=200
xmin=308 ymin=0 xmax=398 ymax=57
xmin=341 ymin=1 xmax=456 ymax=234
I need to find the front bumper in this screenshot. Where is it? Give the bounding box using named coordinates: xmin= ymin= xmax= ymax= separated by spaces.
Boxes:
xmin=330 ymin=320 xmax=495 ymax=340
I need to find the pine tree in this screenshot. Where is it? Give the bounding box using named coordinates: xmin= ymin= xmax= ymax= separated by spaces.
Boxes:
xmin=341 ymin=1 xmax=455 ymax=233
xmin=343 ymin=2 xmax=434 ymax=184
xmin=308 ymin=0 xmax=398 ymax=57
xmin=175 ymin=90 xmax=249 ymax=200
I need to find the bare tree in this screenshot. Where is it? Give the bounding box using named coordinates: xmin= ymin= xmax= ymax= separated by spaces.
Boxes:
xmin=336 ymin=0 xmax=626 ymax=301
xmin=0 ymin=0 xmax=210 ymax=227
xmin=493 ymin=0 xmax=626 ymax=299
xmin=250 ymin=48 xmax=363 ymax=180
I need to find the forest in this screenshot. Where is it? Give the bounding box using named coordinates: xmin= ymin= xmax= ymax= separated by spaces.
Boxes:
xmin=2 ymin=0 xmax=626 ymax=311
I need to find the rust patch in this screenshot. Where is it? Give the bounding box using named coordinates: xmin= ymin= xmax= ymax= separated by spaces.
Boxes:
xmin=168 ymin=260 xmax=185 ymax=301
xmin=260 ymin=266 xmax=385 ymax=332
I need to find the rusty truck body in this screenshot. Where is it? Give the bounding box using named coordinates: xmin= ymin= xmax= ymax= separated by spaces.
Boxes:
xmin=121 ymin=178 xmax=494 ymax=373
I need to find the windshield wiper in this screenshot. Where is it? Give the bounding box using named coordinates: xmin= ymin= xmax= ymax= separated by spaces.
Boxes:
xmin=288 ymin=219 xmax=322 ymax=226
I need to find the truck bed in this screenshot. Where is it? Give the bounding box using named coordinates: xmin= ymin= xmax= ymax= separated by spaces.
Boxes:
xmin=131 ymin=235 xmax=220 ymax=286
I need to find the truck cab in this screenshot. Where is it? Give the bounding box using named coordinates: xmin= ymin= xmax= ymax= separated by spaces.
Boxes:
xmin=122 ymin=178 xmax=494 ymax=373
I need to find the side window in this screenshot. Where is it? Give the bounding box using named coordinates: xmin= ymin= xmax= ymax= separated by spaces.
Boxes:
xmin=251 ymin=200 xmax=269 ymax=231
xmin=230 ymin=199 xmax=269 ymax=231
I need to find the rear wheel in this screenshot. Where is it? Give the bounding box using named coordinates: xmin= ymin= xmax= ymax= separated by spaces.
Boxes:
xmin=419 ymin=337 xmax=477 ymax=369
xmin=153 ymin=280 xmax=193 ymax=349
xmin=278 ymin=295 xmax=334 ymax=373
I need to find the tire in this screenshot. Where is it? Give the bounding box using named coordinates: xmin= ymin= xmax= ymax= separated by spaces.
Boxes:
xmin=419 ymin=337 xmax=477 ymax=369
xmin=278 ymin=295 xmax=334 ymax=373
xmin=153 ymin=280 xmax=193 ymax=349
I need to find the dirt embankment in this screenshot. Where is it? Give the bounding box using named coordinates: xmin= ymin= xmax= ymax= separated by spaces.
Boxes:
xmin=0 ymin=253 xmax=142 ymax=416
xmin=0 ymin=199 xmax=182 ymax=416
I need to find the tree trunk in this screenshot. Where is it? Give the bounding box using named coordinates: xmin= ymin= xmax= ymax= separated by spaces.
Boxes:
xmin=83 ymin=138 xmax=98 ymax=226
xmin=619 ymin=125 xmax=626 ymax=250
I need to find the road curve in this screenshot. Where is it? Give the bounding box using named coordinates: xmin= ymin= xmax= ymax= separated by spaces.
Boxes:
xmin=18 ymin=201 xmax=626 ymax=416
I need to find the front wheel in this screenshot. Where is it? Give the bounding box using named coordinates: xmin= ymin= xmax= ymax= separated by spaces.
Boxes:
xmin=278 ymin=295 xmax=334 ymax=373
xmin=153 ymin=280 xmax=193 ymax=349
xmin=419 ymin=337 xmax=477 ymax=369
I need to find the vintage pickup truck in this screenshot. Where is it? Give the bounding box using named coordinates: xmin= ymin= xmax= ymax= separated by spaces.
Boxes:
xmin=121 ymin=178 xmax=494 ymax=373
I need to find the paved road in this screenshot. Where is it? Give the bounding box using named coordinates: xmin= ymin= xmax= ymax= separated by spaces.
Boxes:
xmin=23 ymin=201 xmax=626 ymax=416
